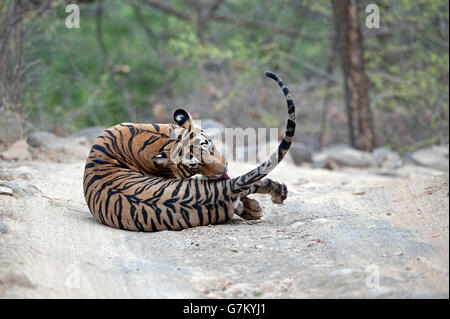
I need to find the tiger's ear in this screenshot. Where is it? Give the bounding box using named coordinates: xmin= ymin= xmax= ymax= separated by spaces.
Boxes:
xmin=152 ymin=152 xmax=170 ymax=167
xmin=173 ymin=109 xmax=194 ymax=131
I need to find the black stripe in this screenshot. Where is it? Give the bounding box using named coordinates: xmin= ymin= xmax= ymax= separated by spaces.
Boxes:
xmin=286 ymin=119 xmax=296 ymax=137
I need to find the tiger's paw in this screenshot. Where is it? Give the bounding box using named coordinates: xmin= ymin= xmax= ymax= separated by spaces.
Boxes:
xmin=239 ymin=197 xmax=262 ymax=220
xmin=270 ymin=182 xmax=288 ymax=204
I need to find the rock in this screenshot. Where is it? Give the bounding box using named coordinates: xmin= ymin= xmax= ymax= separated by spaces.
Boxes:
xmin=288 ymin=143 xmax=313 ymax=165
xmin=0 ymin=180 xmax=39 ymax=196
xmin=410 ymin=145 xmax=449 ymax=171
xmin=311 ymin=152 xmax=339 ymax=170
xmin=0 ymin=209 xmax=14 ymax=216
xmin=27 ymin=131 xmax=90 ymax=158
xmin=373 ymin=147 xmax=404 ymax=175
xmin=70 ymin=126 xmax=107 ymax=144
xmin=28 ymin=131 xmax=63 ymax=148
xmin=0 ymin=139 xmax=32 ymax=161
xmin=0 ymin=218 xmax=7 ymax=233
xmin=372 ymin=147 xmax=402 ymax=169
xmin=12 ymin=166 xmax=36 ymax=180
xmin=312 ymin=144 xmax=374 ymax=168
xmin=0 ymin=186 xmax=13 ymax=196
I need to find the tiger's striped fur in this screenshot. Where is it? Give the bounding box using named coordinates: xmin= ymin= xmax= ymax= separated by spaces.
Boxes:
xmin=83 ymin=71 xmax=296 ymax=232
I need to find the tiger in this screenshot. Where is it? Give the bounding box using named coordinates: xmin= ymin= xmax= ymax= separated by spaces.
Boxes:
xmin=83 ymin=71 xmax=296 ymax=232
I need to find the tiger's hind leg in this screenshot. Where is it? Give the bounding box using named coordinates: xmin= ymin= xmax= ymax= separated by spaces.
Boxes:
xmin=232 ymin=195 xmax=262 ymax=220
xmin=239 ymin=197 xmax=262 ymax=220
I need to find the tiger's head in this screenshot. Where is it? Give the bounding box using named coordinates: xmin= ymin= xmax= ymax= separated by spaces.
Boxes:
xmin=152 ymin=109 xmax=229 ymax=180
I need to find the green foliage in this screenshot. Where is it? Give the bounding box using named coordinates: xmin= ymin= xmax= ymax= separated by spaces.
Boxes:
xmin=16 ymin=0 xmax=449 ymax=151
xmin=364 ymin=0 xmax=449 ymax=149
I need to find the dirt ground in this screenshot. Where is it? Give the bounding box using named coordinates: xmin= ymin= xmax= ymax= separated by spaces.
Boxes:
xmin=0 ymin=155 xmax=448 ymax=298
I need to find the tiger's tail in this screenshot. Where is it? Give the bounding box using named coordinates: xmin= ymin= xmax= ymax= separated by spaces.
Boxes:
xmin=230 ymin=71 xmax=296 ymax=191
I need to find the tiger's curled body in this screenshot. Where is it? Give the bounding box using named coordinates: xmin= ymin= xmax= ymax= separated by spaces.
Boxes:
xmin=83 ymin=71 xmax=296 ymax=232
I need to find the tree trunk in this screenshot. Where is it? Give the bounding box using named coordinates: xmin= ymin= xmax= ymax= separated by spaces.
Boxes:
xmin=332 ymin=0 xmax=374 ymax=151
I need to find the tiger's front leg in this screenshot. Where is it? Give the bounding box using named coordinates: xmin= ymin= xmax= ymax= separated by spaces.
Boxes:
xmin=243 ymin=178 xmax=288 ymax=204
xmin=237 ymin=178 xmax=288 ymax=220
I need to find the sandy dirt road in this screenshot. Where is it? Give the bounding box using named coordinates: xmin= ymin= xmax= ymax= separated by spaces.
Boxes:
xmin=0 ymin=158 xmax=448 ymax=298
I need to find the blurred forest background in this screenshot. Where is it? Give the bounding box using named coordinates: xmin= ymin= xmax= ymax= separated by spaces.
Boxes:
xmin=0 ymin=0 xmax=448 ymax=155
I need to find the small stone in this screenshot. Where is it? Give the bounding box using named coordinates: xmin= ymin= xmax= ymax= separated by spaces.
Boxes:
xmin=13 ymin=166 xmax=36 ymax=180
xmin=231 ymin=248 xmax=238 ymax=253
xmin=0 ymin=209 xmax=14 ymax=216
xmin=373 ymin=147 xmax=403 ymax=169
xmin=308 ymin=239 xmax=324 ymax=247
xmin=0 ymin=180 xmax=38 ymax=196
xmin=312 ymin=144 xmax=374 ymax=168
xmin=0 ymin=186 xmax=13 ymax=196
xmin=289 ymin=221 xmax=304 ymax=228
xmin=0 ymin=217 xmax=8 ymax=234
xmin=289 ymin=143 xmax=313 ymax=165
